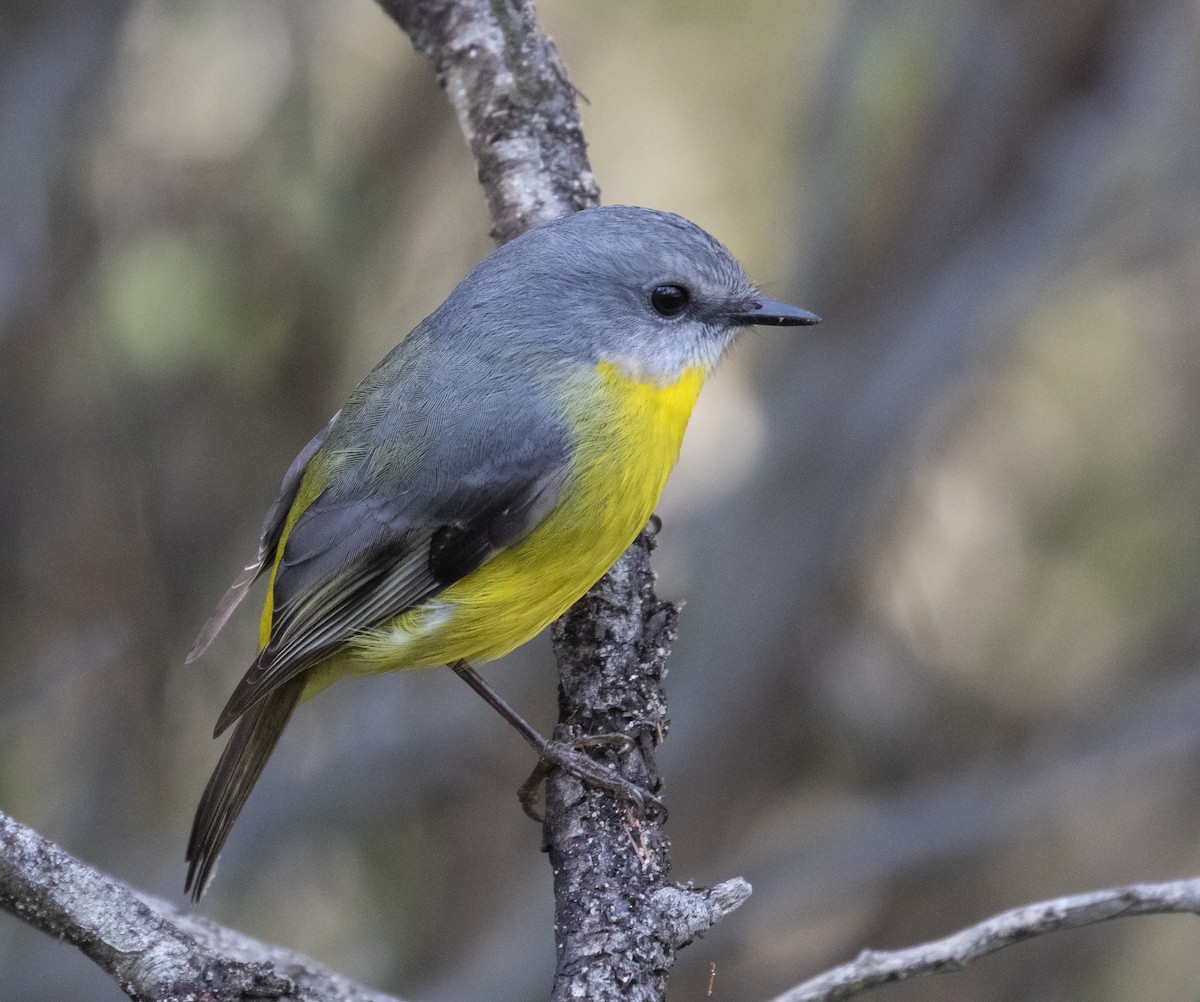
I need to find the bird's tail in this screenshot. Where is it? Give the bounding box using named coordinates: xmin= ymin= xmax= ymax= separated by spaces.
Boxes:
xmin=185 ymin=676 xmax=305 ymax=902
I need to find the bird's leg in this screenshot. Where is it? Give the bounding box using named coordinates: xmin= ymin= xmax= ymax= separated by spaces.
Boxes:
xmin=449 ymin=659 xmax=546 ymax=749
xmin=448 ymin=660 xmax=664 ymax=821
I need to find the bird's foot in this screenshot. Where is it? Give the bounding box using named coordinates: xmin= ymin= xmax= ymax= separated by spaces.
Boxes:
xmin=518 ymin=733 xmax=665 ymax=822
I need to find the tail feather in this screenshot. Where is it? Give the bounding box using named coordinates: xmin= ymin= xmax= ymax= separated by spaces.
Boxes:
xmin=185 ymin=676 xmax=305 ymax=902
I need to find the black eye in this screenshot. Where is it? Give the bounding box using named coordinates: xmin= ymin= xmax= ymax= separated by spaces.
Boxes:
xmin=650 ymin=284 xmax=690 ymax=317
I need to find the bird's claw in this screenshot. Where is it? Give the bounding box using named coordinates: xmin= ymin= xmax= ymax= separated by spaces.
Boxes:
xmin=518 ymin=736 xmax=666 ymax=822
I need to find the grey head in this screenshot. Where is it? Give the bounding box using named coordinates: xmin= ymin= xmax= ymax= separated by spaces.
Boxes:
xmin=428 ymin=205 xmax=818 ymax=382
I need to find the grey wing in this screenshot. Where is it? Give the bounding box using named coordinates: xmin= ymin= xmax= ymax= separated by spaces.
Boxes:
xmin=211 ymin=457 xmax=566 ymax=735
xmin=186 ymin=413 xmax=339 ymax=663
xmin=186 ymin=462 xmax=564 ymax=902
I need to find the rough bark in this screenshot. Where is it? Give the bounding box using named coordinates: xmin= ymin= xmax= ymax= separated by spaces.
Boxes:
xmin=0 ymin=809 xmax=403 ymax=1002
xmin=544 ymin=529 xmax=752 ymax=1000
xmin=375 ymin=0 xmax=600 ymax=242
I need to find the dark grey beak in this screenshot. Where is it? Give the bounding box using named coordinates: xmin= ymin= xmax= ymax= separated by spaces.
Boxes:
xmin=731 ymin=297 xmax=821 ymax=327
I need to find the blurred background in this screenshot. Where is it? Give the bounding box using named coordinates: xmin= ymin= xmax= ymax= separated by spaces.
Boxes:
xmin=2 ymin=0 xmax=1200 ymax=999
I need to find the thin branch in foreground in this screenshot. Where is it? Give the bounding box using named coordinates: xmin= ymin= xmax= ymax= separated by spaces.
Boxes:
xmin=0 ymin=808 xmax=404 ymax=1002
xmin=769 ymin=878 xmax=1200 ymax=1002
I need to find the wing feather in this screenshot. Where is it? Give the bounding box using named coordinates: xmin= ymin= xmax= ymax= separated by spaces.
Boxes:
xmin=187 ymin=346 xmax=571 ymax=898
xmin=212 ymin=465 xmax=565 ymax=735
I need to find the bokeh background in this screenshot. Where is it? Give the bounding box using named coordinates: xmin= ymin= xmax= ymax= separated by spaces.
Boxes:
xmin=2 ymin=0 xmax=1200 ymax=999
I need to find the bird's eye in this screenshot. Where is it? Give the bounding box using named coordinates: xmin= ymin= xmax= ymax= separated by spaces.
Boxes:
xmin=650 ymin=284 xmax=690 ymax=317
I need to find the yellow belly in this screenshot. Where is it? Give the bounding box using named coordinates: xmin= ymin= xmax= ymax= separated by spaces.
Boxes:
xmin=301 ymin=360 xmax=705 ymax=697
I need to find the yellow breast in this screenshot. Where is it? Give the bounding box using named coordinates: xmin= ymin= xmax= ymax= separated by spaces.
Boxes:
xmin=336 ymin=359 xmax=707 ymax=680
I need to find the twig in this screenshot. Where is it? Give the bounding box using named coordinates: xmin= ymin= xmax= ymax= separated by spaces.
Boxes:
xmin=768 ymin=878 xmax=1200 ymax=1002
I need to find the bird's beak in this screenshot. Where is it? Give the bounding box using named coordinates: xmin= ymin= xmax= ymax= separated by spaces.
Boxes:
xmin=730 ymin=297 xmax=821 ymax=327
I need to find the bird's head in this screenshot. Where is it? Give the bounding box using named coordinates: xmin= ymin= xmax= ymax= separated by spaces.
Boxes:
xmin=435 ymin=205 xmax=818 ymax=383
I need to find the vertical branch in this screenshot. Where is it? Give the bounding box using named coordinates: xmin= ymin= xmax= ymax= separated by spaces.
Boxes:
xmin=375 ymin=2 xmax=751 ymax=997
xmin=547 ymin=530 xmax=752 ymax=999
xmin=375 ymin=0 xmax=600 ymax=242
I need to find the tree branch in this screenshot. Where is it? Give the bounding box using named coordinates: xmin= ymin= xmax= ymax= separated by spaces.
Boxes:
xmin=374 ymin=2 xmax=751 ymax=998
xmin=546 ymin=529 xmax=752 ymax=999
xmin=768 ymin=878 xmax=1200 ymax=1002
xmin=375 ymin=0 xmax=600 ymax=242
xmin=0 ymin=808 xmax=404 ymax=1002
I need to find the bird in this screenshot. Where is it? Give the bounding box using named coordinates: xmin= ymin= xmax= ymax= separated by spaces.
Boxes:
xmin=184 ymin=205 xmax=818 ymax=901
